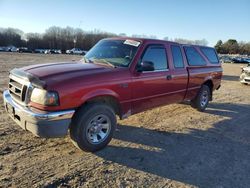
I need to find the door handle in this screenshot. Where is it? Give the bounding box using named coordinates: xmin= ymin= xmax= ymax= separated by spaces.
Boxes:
xmin=166 ymin=75 xmax=172 ymax=80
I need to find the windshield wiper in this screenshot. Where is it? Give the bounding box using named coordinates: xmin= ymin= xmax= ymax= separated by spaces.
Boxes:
xmin=80 ymin=56 xmax=90 ymax=64
xmin=91 ymin=58 xmax=116 ymax=68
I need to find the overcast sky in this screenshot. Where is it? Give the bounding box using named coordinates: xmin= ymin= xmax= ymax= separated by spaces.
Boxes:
xmin=0 ymin=0 xmax=249 ymax=46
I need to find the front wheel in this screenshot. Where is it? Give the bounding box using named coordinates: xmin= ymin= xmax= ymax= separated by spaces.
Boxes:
xmin=191 ymin=85 xmax=211 ymax=112
xmin=70 ymin=103 xmax=116 ymax=152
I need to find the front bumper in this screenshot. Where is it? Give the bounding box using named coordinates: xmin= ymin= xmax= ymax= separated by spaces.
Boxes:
xmin=3 ymin=90 xmax=75 ymax=138
xmin=240 ymin=76 xmax=250 ymax=84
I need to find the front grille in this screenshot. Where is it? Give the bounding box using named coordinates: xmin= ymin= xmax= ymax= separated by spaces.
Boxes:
xmin=8 ymin=77 xmax=28 ymax=103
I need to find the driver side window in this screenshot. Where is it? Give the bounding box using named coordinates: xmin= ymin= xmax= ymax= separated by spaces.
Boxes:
xmin=141 ymin=45 xmax=168 ymax=71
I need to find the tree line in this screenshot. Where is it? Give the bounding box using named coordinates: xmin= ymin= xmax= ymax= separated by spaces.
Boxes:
xmin=0 ymin=28 xmax=26 ymax=47
xmin=1 ymin=26 xmax=249 ymax=55
xmin=0 ymin=26 xmax=210 ymax=51
xmin=0 ymin=27 xmax=117 ymax=51
xmin=215 ymin=39 xmax=250 ymax=55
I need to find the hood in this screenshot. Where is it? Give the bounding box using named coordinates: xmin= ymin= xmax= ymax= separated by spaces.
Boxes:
xmin=20 ymin=61 xmax=109 ymax=80
xmin=18 ymin=61 xmax=116 ymax=89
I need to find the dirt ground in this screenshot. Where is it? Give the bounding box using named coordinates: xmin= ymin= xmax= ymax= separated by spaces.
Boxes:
xmin=0 ymin=52 xmax=250 ymax=188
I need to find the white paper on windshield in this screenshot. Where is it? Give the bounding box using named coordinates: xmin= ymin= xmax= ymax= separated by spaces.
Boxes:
xmin=124 ymin=39 xmax=140 ymax=47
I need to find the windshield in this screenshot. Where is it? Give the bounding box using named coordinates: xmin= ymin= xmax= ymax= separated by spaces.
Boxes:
xmin=83 ymin=39 xmax=140 ymax=67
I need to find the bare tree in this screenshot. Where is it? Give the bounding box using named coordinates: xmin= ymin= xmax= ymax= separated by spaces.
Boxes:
xmin=2 ymin=26 xmax=250 ymax=55
xmin=174 ymin=38 xmax=208 ymax=46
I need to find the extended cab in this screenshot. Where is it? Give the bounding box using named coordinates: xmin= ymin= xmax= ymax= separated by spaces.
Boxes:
xmin=3 ymin=38 xmax=222 ymax=152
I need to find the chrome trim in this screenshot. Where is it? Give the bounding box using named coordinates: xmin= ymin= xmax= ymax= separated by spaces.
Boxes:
xmin=9 ymin=74 xmax=32 ymax=106
xmin=142 ymin=69 xmax=169 ymax=73
xmin=9 ymin=74 xmax=30 ymax=86
xmin=3 ymin=90 xmax=75 ymax=121
xmin=24 ymin=83 xmax=33 ymax=105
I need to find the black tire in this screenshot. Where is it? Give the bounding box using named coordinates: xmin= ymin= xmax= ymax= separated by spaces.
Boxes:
xmin=191 ymin=85 xmax=211 ymax=112
xmin=241 ymin=83 xmax=248 ymax=85
xmin=70 ymin=103 xmax=116 ymax=152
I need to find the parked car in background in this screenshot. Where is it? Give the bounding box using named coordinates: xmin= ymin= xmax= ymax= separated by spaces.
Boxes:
xmin=44 ymin=49 xmax=50 ymax=54
xmin=232 ymin=57 xmax=250 ymax=64
xmin=0 ymin=47 xmax=8 ymax=52
xmin=34 ymin=49 xmax=46 ymax=53
xmin=3 ymin=46 xmax=18 ymax=52
xmin=220 ymin=56 xmax=233 ymax=63
xmin=17 ymin=47 xmax=33 ymax=53
xmin=51 ymin=49 xmax=62 ymax=54
xmin=66 ymin=48 xmax=85 ymax=55
xmin=219 ymin=55 xmax=250 ymax=64
xmin=44 ymin=49 xmax=61 ymax=54
xmin=0 ymin=46 xmax=15 ymax=52
xmin=244 ymin=58 xmax=250 ymax=63
xmin=240 ymin=63 xmax=250 ymax=85
xmin=10 ymin=47 xmax=18 ymax=52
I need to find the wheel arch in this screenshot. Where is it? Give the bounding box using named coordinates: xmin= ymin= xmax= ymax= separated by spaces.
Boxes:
xmin=79 ymin=89 xmax=122 ymax=118
xmin=202 ymin=79 xmax=214 ymax=100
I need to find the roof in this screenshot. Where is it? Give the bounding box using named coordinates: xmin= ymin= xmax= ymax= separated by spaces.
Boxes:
xmin=104 ymin=37 xmax=210 ymax=48
xmin=104 ymin=37 xmax=180 ymax=45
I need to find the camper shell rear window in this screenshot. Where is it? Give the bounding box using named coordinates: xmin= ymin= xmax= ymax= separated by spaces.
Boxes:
xmin=200 ymin=47 xmax=219 ymax=64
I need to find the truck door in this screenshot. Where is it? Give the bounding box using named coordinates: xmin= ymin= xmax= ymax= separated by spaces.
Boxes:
xmin=131 ymin=44 xmax=187 ymax=114
xmin=168 ymin=44 xmax=189 ymax=101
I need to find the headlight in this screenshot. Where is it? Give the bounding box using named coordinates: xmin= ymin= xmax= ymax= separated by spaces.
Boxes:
xmin=30 ymin=88 xmax=59 ymax=106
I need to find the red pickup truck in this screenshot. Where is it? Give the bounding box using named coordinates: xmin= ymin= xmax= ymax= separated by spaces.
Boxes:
xmin=3 ymin=38 xmax=222 ymax=152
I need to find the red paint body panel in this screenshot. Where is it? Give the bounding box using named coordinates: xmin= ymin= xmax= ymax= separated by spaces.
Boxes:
xmin=22 ymin=38 xmax=222 ymax=118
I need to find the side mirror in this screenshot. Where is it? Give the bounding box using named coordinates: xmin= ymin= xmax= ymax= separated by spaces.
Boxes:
xmin=137 ymin=61 xmax=155 ymax=72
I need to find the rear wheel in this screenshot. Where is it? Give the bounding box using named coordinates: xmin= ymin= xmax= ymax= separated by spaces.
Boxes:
xmin=70 ymin=103 xmax=116 ymax=152
xmin=191 ymin=85 xmax=211 ymax=112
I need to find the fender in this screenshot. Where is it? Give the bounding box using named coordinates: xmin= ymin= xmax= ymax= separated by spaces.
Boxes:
xmin=80 ymin=88 xmax=121 ymax=104
xmin=203 ymin=75 xmax=213 ymax=85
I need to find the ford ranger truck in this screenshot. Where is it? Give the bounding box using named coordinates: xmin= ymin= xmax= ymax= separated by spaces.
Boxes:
xmin=3 ymin=38 xmax=222 ymax=152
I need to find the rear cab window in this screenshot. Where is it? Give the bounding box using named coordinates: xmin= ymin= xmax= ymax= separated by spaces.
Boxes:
xmin=184 ymin=46 xmax=207 ymax=66
xmin=171 ymin=45 xmax=184 ymax=68
xmin=200 ymin=47 xmax=219 ymax=64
